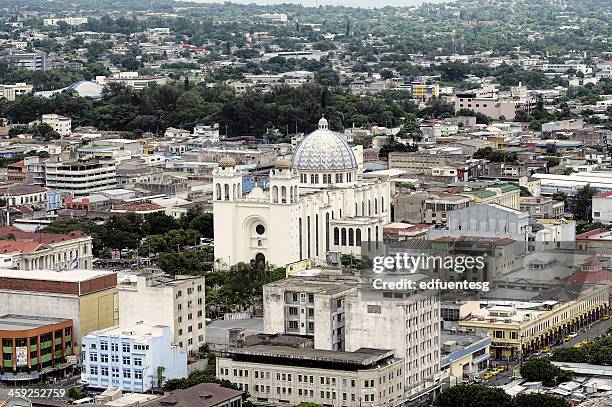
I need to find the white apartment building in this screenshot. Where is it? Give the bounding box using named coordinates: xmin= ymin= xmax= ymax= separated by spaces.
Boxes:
xmin=541 ymin=62 xmax=591 ymax=75
xmin=193 ymin=123 xmax=220 ymax=142
xmin=592 ymin=191 xmax=612 ymax=224
xmin=81 ymin=322 xmax=187 ymax=392
xmin=0 ymin=83 xmax=33 ymax=101
xmin=218 ymin=344 xmax=405 ymax=406
xmin=43 ymin=17 xmax=88 ymax=26
xmin=41 ymin=113 xmax=72 ymax=136
xmin=263 ymin=273 xmax=441 ymax=403
xmin=118 ymin=273 xmax=206 ymax=355
xmin=45 ymin=159 xmax=117 ymax=196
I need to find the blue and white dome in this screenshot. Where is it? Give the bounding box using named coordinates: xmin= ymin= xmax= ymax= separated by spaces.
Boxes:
xmin=293 ymin=117 xmax=358 ymax=171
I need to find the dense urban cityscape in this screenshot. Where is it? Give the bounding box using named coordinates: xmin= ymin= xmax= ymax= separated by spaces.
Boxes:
xmin=0 ymin=0 xmax=610 ymax=406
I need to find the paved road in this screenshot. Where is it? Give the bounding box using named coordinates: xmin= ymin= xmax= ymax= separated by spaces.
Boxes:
xmin=556 ymin=318 xmax=612 ymax=348
xmin=480 ymin=318 xmax=611 ymax=387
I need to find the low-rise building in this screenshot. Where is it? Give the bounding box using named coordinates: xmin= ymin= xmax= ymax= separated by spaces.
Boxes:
xmin=217 ymin=341 xmax=405 ymax=406
xmin=520 ymin=196 xmax=563 ymax=219
xmin=0 ymin=83 xmax=33 ymax=101
xmin=0 ymin=269 xmax=118 ymax=344
xmin=5 ymin=53 xmax=47 ymax=71
xmin=440 ymin=333 xmax=491 ymax=386
xmin=592 ymin=191 xmax=612 ymax=224
xmin=118 ymin=273 xmax=206 ymax=355
xmin=459 ymin=284 xmax=609 ymax=360
xmin=0 ymin=314 xmax=75 ymax=382
xmin=0 ymin=226 xmax=93 ymax=270
xmin=81 ymin=322 xmax=188 ymax=392
xmin=43 ymin=17 xmax=88 ymax=26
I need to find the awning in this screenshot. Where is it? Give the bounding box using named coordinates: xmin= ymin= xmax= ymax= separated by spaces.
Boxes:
xmin=472 ymin=353 xmax=490 ymax=364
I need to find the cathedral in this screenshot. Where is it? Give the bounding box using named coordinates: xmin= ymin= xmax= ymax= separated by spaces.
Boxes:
xmin=213 ymin=117 xmax=391 ymax=269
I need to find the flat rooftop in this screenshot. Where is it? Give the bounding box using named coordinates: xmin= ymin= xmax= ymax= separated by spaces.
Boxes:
xmin=86 ymin=322 xmax=168 ymax=341
xmin=0 ymin=268 xmax=114 ymax=283
xmin=224 ymin=345 xmax=395 ymax=367
xmin=0 ymin=314 xmax=69 ymax=331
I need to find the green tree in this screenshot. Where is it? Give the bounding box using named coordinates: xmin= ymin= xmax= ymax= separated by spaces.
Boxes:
xmin=519 ymin=358 xmax=561 ymax=387
xmin=570 ymin=184 xmax=597 ymax=222
xmin=434 ymin=384 xmax=513 ymax=407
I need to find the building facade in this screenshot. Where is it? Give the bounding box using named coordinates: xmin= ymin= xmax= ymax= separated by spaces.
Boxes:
xmin=0 ymin=314 xmax=74 ymax=382
xmin=0 ymin=269 xmax=118 ymax=344
xmin=0 ymin=83 xmax=33 ymax=101
xmin=217 ymin=345 xmax=405 ymax=407
xmin=118 ymin=273 xmax=206 ymax=355
xmin=213 ymin=118 xmax=390 ymax=269
xmin=45 ymin=159 xmax=117 ymax=196
xmin=81 ymin=322 xmax=188 ymax=392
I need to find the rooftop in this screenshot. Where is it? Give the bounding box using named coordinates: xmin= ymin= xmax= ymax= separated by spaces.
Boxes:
xmin=0 ymin=314 xmax=70 ymax=331
xmin=223 ymin=345 xmax=395 ymax=367
xmin=0 ymin=268 xmax=114 ymax=283
xmin=143 ymin=383 xmax=242 ymax=407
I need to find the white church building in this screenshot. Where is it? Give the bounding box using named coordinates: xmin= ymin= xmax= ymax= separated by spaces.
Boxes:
xmin=213 ymin=117 xmax=391 ymax=269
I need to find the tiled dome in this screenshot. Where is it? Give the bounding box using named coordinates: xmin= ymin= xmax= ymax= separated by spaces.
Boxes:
xmin=292 ymin=117 xmax=358 ymax=171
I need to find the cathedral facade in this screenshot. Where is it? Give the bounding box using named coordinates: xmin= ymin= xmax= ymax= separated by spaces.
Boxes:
xmin=213 ymin=117 xmax=390 ymax=269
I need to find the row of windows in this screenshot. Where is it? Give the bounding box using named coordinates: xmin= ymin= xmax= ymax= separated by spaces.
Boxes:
xmin=89 ymin=353 xmax=142 ymax=366
xmin=89 ymin=366 xmax=143 ymax=379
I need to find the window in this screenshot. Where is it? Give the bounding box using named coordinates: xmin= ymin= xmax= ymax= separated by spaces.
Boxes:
xmin=101 ymin=367 xmax=108 ymax=376
xmin=123 ymin=369 xmax=131 ymax=378
xmin=134 ymin=370 xmax=143 ymax=380
xmin=122 ymin=356 xmax=131 ymax=365
xmin=90 ymin=353 xmax=98 ymax=362
xmin=134 ymin=358 xmax=142 ymax=366
xmin=288 ymin=307 xmax=298 ymax=315
xmin=122 ymin=343 xmax=130 ymax=352
xmin=100 ymin=342 xmax=108 ymax=351
xmin=256 ymin=224 xmax=265 ymax=235
xmin=90 ymin=366 xmax=98 ymax=375
xmin=101 ymin=354 xmax=108 ymax=363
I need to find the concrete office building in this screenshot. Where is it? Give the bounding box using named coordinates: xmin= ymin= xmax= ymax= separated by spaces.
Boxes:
xmin=217 ymin=342 xmax=405 ymax=406
xmin=45 ymin=159 xmax=117 ymax=196
xmin=0 ymin=269 xmax=118 ymax=345
xmin=81 ymin=322 xmax=188 ymax=392
xmin=118 ymin=273 xmax=206 ymax=355
xmin=0 ymin=314 xmax=74 ymax=382
xmin=5 ymin=53 xmax=47 ymax=71
xmin=263 ymin=272 xmax=441 ymax=403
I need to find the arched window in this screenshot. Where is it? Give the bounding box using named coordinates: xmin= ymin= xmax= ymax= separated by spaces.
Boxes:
xmin=224 ymin=184 xmax=230 ymax=200
xmin=299 ymin=218 xmax=303 ymax=260
xmin=272 ymin=186 xmax=279 ymax=203
xmin=375 ymin=198 xmax=378 ymax=214
xmin=341 ymin=228 xmax=347 ymax=246
xmin=307 ymin=216 xmax=311 ymax=258
xmin=368 ymin=200 xmax=371 ymax=216
xmin=310 ymin=174 xmax=315 ymax=184
xmin=281 ymin=186 xmax=287 ymax=203
xmin=348 ymin=229 xmax=354 ymax=246
xmin=233 ymin=184 xmax=237 ymax=200
xmin=355 ymin=203 xmax=358 ymax=216
xmin=333 ymin=227 xmax=340 ymax=245
xmin=356 ymin=229 xmax=362 ymax=246
xmin=215 ymin=183 xmax=221 ymax=200
xmin=289 ymin=186 xmax=293 ymax=203
xmin=381 ymin=196 xmax=384 ymax=212
xmin=339 ymin=209 xmax=342 ymax=218
xmin=367 ymin=227 xmax=371 ymax=251
xmin=361 ymin=201 xmax=364 ymax=216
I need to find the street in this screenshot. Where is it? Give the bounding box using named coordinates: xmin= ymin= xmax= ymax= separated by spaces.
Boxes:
xmin=479 ymin=317 xmax=612 ymax=387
